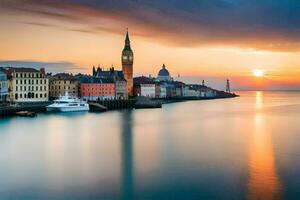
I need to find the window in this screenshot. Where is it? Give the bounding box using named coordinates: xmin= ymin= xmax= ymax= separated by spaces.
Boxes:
xmin=40 ymin=93 xmax=42 ymax=98
xmin=16 ymin=80 xmax=18 ymax=84
xmin=24 ymin=80 xmax=26 ymax=84
xmin=20 ymin=80 xmax=22 ymax=84
xmin=24 ymin=93 xmax=27 ymax=98
xmin=16 ymin=73 xmax=18 ymax=78
xmin=36 ymin=80 xmax=38 ymax=84
xmin=40 ymin=80 xmax=42 ymax=84
xmin=15 ymin=93 xmax=18 ymax=100
xmin=20 ymin=86 xmax=22 ymax=91
xmin=36 ymin=93 xmax=38 ymax=98
xmin=44 ymin=79 xmax=46 ymax=84
xmin=44 ymin=93 xmax=47 ymax=98
xmin=24 ymin=73 xmax=27 ymax=78
xmin=44 ymin=86 xmax=46 ymax=91
xmin=20 ymin=93 xmax=23 ymax=98
xmin=16 ymin=86 xmax=18 ymax=91
xmin=36 ymin=86 xmax=38 ymax=91
xmin=40 ymin=86 xmax=42 ymax=91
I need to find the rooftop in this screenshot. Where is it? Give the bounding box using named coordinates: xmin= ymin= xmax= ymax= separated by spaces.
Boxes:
xmin=134 ymin=76 xmax=155 ymax=85
xmin=77 ymin=75 xmax=114 ymax=84
xmin=53 ymin=73 xmax=77 ymax=80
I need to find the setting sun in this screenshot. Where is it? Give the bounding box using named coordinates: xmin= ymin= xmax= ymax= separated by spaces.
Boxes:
xmin=253 ymin=69 xmax=265 ymax=77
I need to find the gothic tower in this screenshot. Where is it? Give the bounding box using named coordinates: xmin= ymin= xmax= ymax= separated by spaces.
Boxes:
xmin=122 ymin=30 xmax=134 ymax=96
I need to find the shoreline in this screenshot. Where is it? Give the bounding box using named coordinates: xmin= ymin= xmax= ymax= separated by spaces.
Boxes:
xmin=0 ymin=93 xmax=238 ymax=117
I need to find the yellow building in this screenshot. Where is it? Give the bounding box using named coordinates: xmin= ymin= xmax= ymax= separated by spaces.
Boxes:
xmin=49 ymin=73 xmax=79 ymax=99
xmin=6 ymin=67 xmax=49 ymax=102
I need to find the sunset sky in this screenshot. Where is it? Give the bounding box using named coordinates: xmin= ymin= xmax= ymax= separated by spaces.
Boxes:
xmin=1 ymin=0 xmax=300 ymax=90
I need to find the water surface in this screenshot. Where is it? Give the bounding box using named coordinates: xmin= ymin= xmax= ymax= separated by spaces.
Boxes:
xmin=1 ymin=91 xmax=300 ymax=199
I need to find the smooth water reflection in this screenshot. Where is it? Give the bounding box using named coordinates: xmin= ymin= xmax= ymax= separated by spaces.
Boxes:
xmin=247 ymin=92 xmax=281 ymax=200
xmin=1 ymin=91 xmax=300 ymax=199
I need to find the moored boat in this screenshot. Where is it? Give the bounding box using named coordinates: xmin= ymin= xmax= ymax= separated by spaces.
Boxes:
xmin=46 ymin=93 xmax=89 ymax=112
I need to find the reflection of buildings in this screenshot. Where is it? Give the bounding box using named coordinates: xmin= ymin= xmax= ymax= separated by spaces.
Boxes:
xmin=121 ymin=110 xmax=134 ymax=200
xmin=247 ymin=92 xmax=281 ymax=200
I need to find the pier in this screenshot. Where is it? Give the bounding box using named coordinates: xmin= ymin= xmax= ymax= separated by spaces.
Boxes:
xmin=0 ymin=102 xmax=51 ymax=117
xmin=88 ymin=99 xmax=136 ymax=112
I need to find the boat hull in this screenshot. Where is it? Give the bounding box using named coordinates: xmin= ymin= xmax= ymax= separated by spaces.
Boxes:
xmin=46 ymin=105 xmax=89 ymax=112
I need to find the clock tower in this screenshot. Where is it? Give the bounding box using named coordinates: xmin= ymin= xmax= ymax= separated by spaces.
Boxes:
xmin=122 ymin=30 xmax=134 ymax=96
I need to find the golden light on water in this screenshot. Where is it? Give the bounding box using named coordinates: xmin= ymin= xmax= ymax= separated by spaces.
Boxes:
xmin=247 ymin=92 xmax=282 ymax=200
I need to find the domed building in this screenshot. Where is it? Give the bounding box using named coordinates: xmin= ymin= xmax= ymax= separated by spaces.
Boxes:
xmin=156 ymin=64 xmax=172 ymax=82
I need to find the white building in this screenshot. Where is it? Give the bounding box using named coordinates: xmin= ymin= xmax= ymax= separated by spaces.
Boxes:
xmin=0 ymin=70 xmax=8 ymax=103
xmin=140 ymin=84 xmax=156 ymax=98
xmin=160 ymin=85 xmax=167 ymax=98
xmin=187 ymin=88 xmax=200 ymax=97
xmin=6 ymin=67 xmax=49 ymax=103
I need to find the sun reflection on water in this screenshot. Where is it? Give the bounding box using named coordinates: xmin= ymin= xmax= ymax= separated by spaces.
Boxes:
xmin=247 ymin=92 xmax=282 ymax=200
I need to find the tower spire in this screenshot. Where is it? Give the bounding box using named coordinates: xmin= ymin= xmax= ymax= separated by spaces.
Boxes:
xmin=124 ymin=28 xmax=131 ymax=50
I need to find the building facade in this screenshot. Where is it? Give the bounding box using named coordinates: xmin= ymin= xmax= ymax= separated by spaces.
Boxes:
xmin=93 ymin=67 xmax=127 ymax=99
xmin=78 ymin=76 xmax=115 ymax=101
xmin=159 ymin=85 xmax=167 ymax=98
xmin=115 ymin=79 xmax=127 ymax=99
xmin=122 ymin=30 xmax=134 ymax=96
xmin=140 ymin=84 xmax=156 ymax=98
xmin=6 ymin=67 xmax=49 ymax=103
xmin=0 ymin=70 xmax=8 ymax=103
xmin=49 ymin=73 xmax=79 ymax=99
xmin=133 ymin=76 xmax=157 ymax=98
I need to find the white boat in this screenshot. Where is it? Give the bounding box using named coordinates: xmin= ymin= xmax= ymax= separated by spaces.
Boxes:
xmin=47 ymin=93 xmax=89 ymax=112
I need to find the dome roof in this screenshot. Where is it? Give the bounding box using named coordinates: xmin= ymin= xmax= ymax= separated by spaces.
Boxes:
xmin=158 ymin=64 xmax=170 ymax=76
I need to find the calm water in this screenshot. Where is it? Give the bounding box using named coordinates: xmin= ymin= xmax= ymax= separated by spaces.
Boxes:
xmin=0 ymin=91 xmax=300 ymax=200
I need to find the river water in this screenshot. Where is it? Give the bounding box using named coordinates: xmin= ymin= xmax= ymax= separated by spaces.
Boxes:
xmin=0 ymin=91 xmax=300 ymax=200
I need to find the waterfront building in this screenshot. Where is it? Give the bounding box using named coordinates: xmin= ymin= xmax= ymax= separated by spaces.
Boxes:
xmin=173 ymin=81 xmax=185 ymax=97
xmin=183 ymin=86 xmax=190 ymax=97
xmin=93 ymin=67 xmax=127 ymax=99
xmin=156 ymin=64 xmax=173 ymax=82
xmin=0 ymin=70 xmax=8 ymax=103
xmin=122 ymin=30 xmax=134 ymax=96
xmin=5 ymin=67 xmax=49 ymax=102
xmin=133 ymin=76 xmax=156 ymax=98
xmin=158 ymin=83 xmax=167 ymax=98
xmin=205 ymin=88 xmax=217 ymax=97
xmin=78 ymin=76 xmax=115 ymax=101
xmin=49 ymin=73 xmax=79 ymax=99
